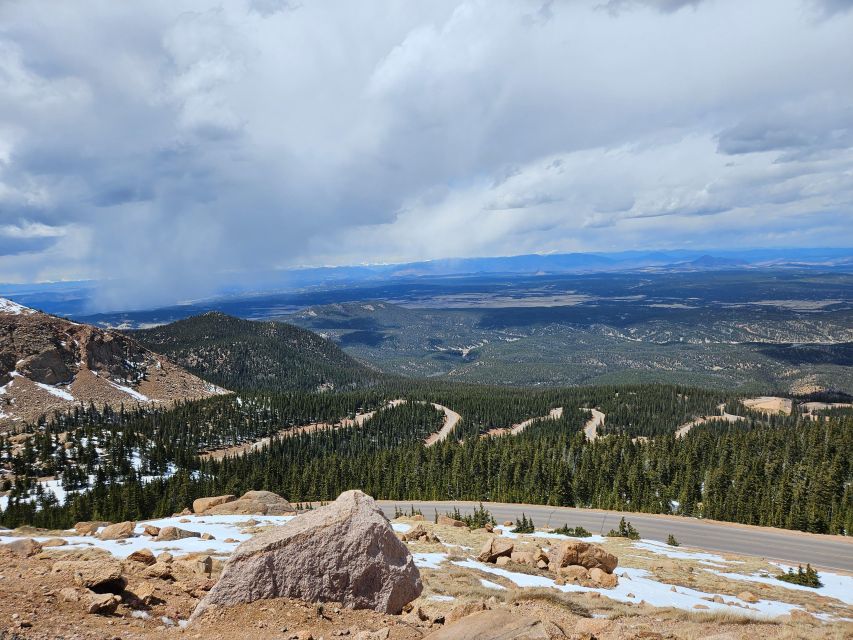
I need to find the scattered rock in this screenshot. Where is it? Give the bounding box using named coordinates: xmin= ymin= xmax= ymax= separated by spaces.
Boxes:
xmin=98 ymin=521 xmax=135 ymax=540
xmin=200 ymin=532 xmax=215 ymax=541
xmin=86 ymin=592 xmax=121 ymax=615
xmin=143 ymin=562 xmax=174 ymax=580
xmin=127 ymin=548 xmax=156 ymax=566
xmin=74 ymin=521 xmax=110 ymax=536
xmin=3 ymin=537 xmax=42 ymax=557
xmin=476 ymin=537 xmax=514 ymax=563
xmin=142 ymin=524 xmax=161 ymax=537
xmin=503 ymin=521 xmax=513 ymax=527
xmin=401 ymin=524 xmax=439 ymax=543
xmin=156 ymin=552 xmax=174 ymax=564
xmin=40 ymin=537 xmax=68 ymax=547
xmin=59 ymin=587 xmax=80 ymax=603
xmin=693 ymin=604 xmax=710 ymax=610
xmin=128 ymin=582 xmax=158 ymax=606
xmin=737 ymin=591 xmax=759 ymax=604
xmin=192 ymin=490 xmax=422 ymax=619
xmin=495 ymin=556 xmax=511 ymax=566
xmin=510 ymin=551 xmax=534 ymax=565
xmin=155 ymin=526 xmax=201 ymax=541
xmin=547 ymin=540 xmax=617 ymax=573
xmin=437 ymin=515 xmax=466 ymax=528
xmin=424 ymin=609 xmax=550 ymax=639
xmin=588 ymin=567 xmax=618 ymax=588
xmin=52 ymin=560 xmax=126 ymax=592
xmin=559 ymin=565 xmax=588 ymax=581
xmin=445 ymin=601 xmax=487 ymax=624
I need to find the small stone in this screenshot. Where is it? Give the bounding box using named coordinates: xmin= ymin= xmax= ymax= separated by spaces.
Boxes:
xmin=60 ymin=587 xmax=80 ymax=602
xmin=87 ymin=592 xmax=121 ymax=615
xmin=127 ymin=548 xmax=156 ymax=566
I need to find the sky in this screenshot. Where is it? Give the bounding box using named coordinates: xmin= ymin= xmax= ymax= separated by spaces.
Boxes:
xmin=0 ymin=0 xmax=851 ymax=309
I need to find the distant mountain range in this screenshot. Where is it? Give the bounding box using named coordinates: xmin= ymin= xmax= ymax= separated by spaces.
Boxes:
xmin=2 ymin=247 xmax=850 ymax=318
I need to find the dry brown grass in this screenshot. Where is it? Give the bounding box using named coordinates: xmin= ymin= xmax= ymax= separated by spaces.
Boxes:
xmin=504 ymin=588 xmax=591 ymax=618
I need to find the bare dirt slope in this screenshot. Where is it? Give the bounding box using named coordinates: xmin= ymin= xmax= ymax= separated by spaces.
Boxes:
xmin=0 ymin=298 xmax=227 ymax=430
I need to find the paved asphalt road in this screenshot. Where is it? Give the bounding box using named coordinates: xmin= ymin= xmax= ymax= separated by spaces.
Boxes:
xmin=377 ymin=500 xmax=853 ymax=573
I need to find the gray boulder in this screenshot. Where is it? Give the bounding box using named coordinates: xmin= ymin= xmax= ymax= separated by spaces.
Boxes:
xmin=191 ymin=490 xmax=421 ymax=619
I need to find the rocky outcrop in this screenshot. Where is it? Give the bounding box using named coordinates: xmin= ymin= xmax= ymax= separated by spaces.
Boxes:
xmin=241 ymin=490 xmax=295 ymax=515
xmin=424 ymin=609 xmax=550 ymax=639
xmin=437 ymin=515 xmax=465 ymax=528
xmin=192 ymin=495 xmax=236 ymax=514
xmin=476 ymin=537 xmax=514 ymax=563
xmin=98 ymin=521 xmax=135 ymax=540
xmin=155 ymin=526 xmax=200 ymax=542
xmin=547 ymin=540 xmax=618 ymax=573
xmin=192 ymin=490 xmax=422 ymax=620
xmin=0 ymin=299 xmax=227 ymax=430
xmin=199 ymin=490 xmax=295 ymax=516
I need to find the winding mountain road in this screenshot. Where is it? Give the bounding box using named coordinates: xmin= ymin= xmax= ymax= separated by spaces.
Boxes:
xmin=423 ymin=403 xmax=463 ymax=446
xmin=378 ymin=500 xmax=853 ymax=573
xmin=582 ymin=408 xmax=605 ymax=440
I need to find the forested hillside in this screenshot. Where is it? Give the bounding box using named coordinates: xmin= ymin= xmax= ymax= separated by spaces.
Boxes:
xmin=132 ymin=312 xmax=383 ymax=391
xmin=2 ymin=382 xmax=850 ymax=536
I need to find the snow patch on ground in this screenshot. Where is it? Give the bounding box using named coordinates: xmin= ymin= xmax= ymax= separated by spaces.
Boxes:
xmin=412 ymin=552 xmax=447 ymax=569
xmin=106 ymin=380 xmax=150 ymax=402
xmin=391 ymin=523 xmax=412 ymax=533
xmin=703 ymin=565 xmax=853 ymax=606
xmin=0 ymin=515 xmax=296 ymax=558
xmin=452 ymin=560 xmax=802 ymax=618
xmin=35 ymin=382 xmax=75 ymax=401
xmin=493 ymin=525 xmax=606 ymax=543
xmin=632 ymin=539 xmax=731 ymax=563
xmin=0 ymin=298 xmax=35 ymax=315
xmin=480 ymin=578 xmax=506 ymax=590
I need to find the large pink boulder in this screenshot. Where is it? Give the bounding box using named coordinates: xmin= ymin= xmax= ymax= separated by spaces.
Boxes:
xmin=191 ymin=490 xmax=421 ymax=619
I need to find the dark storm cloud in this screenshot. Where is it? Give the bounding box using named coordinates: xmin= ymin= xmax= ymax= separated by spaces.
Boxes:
xmin=0 ymin=0 xmax=851 ymax=309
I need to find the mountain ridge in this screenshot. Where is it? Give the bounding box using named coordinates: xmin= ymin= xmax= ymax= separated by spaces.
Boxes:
xmin=0 ymin=298 xmax=226 ymax=430
xmin=131 ymin=312 xmax=384 ymax=392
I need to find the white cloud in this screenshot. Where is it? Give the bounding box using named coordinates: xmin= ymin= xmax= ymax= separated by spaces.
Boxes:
xmin=0 ymin=0 xmax=850 ymax=309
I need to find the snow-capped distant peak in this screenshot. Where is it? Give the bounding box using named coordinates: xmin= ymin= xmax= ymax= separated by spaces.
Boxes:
xmin=0 ymin=297 xmax=36 ymax=315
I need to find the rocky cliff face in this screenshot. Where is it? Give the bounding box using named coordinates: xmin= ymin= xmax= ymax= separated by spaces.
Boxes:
xmin=0 ymin=298 xmax=227 ymax=430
